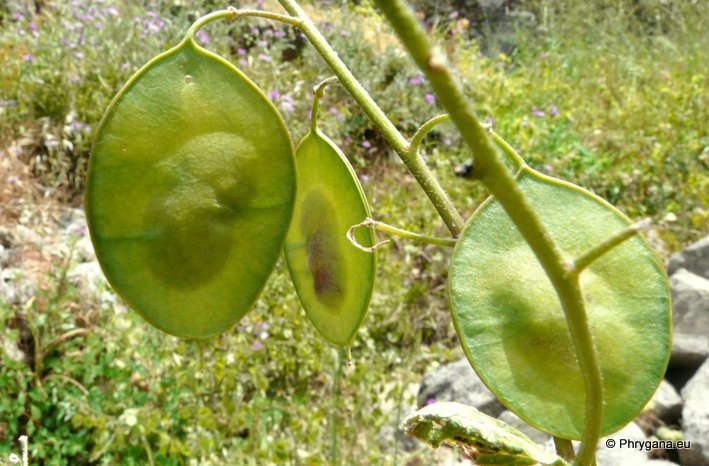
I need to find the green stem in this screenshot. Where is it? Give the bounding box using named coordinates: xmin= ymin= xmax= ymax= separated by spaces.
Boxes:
xmin=347 ymin=217 xmax=456 ymax=251
xmin=331 ymin=346 xmax=345 ymax=466
xmin=372 ymin=2 xmax=602 ymax=464
xmin=311 ymin=76 xmax=339 ymax=132
xmin=574 ymin=221 xmax=647 ymax=272
xmin=277 ymin=0 xmax=464 ymax=236
xmin=184 ymin=8 xmax=303 ymax=42
xmin=409 ymin=113 xmax=450 ymax=155
xmin=487 ymin=129 xmax=526 ymax=171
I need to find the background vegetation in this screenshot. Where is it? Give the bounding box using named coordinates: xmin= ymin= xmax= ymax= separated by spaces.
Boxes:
xmin=1 ymin=0 xmax=707 ymax=464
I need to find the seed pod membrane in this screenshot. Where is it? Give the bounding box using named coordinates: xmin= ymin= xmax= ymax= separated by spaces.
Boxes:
xmin=448 ymin=167 xmax=671 ymax=439
xmin=284 ymin=130 xmax=375 ymax=346
xmin=86 ymin=39 xmax=295 ymax=339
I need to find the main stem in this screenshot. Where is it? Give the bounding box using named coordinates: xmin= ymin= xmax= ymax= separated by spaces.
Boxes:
xmin=277 ymin=0 xmax=464 ymax=236
xmin=371 ymin=1 xmax=603 ymax=464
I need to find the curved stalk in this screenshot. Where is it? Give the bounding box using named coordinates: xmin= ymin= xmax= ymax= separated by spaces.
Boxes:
xmin=277 ymin=0 xmax=464 ymax=236
xmin=348 ymin=217 xmax=456 ymax=251
xmin=311 ymin=76 xmax=339 ymax=132
xmin=409 ymin=113 xmax=451 ymax=155
xmin=184 ymin=7 xmax=303 ymax=42
xmin=371 ymin=1 xmax=603 ymax=464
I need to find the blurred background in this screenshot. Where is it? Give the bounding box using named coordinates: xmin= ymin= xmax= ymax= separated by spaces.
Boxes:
xmin=1 ymin=0 xmax=707 ymax=464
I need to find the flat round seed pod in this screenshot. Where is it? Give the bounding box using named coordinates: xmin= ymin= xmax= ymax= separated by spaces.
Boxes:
xmin=449 ymin=167 xmax=671 ymax=439
xmin=284 ymin=130 xmax=375 ymax=346
xmin=85 ymin=38 xmax=295 ymax=339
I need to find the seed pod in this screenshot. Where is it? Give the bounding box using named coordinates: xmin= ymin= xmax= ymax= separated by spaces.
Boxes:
xmin=284 ymin=129 xmax=375 ymax=346
xmin=448 ymin=167 xmax=671 ymax=439
xmin=85 ymin=38 xmax=295 ymax=339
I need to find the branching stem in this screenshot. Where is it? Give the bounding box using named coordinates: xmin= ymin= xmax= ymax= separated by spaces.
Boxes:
xmin=372 ymin=1 xmax=603 ymax=464
xmin=276 ymin=0 xmax=464 ymax=236
xmin=574 ymin=220 xmax=649 ymax=273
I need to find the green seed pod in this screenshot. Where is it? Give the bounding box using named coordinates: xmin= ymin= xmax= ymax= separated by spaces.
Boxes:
xmin=284 ymin=128 xmax=375 ymax=346
xmin=448 ymin=167 xmax=671 ymax=439
xmin=85 ymin=38 xmax=295 ymax=339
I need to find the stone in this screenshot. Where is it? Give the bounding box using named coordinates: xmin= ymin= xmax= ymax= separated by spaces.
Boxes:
xmin=497 ymin=410 xmax=550 ymax=445
xmin=670 ymin=333 xmax=709 ymax=369
xmin=679 ymin=358 xmax=709 ymax=466
xmin=668 ymin=235 xmax=709 ymax=279
xmin=670 ymin=269 xmax=709 ymax=335
xmin=67 ymin=261 xmax=106 ymax=299
xmin=0 ymin=267 xmax=37 ymax=306
xmin=596 ymin=422 xmax=649 ymax=466
xmin=417 ymin=358 xmax=504 ymax=417
xmin=645 ymin=379 xmax=683 ymax=424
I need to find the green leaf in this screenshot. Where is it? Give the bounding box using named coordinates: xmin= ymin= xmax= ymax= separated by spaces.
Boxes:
xmin=86 ymin=38 xmax=296 ymax=339
xmin=448 ymin=167 xmax=671 ymax=438
xmin=284 ymin=128 xmax=375 ymax=346
xmin=402 ymin=402 xmax=569 ymax=466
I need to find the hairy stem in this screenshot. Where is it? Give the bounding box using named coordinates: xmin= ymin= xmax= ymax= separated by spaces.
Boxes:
xmin=372 ymin=1 xmax=603 ymax=464
xmin=276 ymin=0 xmax=464 ymax=236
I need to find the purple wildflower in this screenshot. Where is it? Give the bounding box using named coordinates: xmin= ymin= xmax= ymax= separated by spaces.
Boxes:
xmin=362 ymin=140 xmax=372 ymax=149
xmin=22 ymin=53 xmax=34 ymax=62
xmin=408 ymin=75 xmax=425 ymax=85
xmin=549 ymin=104 xmax=559 ymax=117
xmin=426 ymin=397 xmax=437 ymax=406
xmin=252 ymin=341 xmax=264 ymax=351
xmin=448 ymin=10 xmax=459 ymax=19
xmin=329 ymin=107 xmax=345 ymax=121
xmin=532 ymin=107 xmax=545 ymax=117
xmin=269 ymin=91 xmax=281 ymax=100
xmin=274 ymin=30 xmax=286 ymax=38
xmin=195 ymin=30 xmax=210 ymax=45
xmin=258 ymin=54 xmax=272 ymax=62
xmin=238 ymin=48 xmax=248 ymax=56
xmin=238 ymin=58 xmax=248 ymax=67
xmin=425 ymin=93 xmax=436 ymax=105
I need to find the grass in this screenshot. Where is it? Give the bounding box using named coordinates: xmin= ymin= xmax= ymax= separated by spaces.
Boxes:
xmin=1 ymin=0 xmax=707 ymax=464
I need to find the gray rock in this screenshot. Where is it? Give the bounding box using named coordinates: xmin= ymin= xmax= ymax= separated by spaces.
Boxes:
xmin=0 ymin=268 xmax=37 ymax=306
xmin=670 ymin=269 xmax=709 ymax=334
xmin=646 ymin=379 xmax=683 ymax=423
xmin=671 ymin=332 xmax=709 ymax=368
xmin=596 ymin=422 xmax=649 ymax=466
xmin=68 ymin=261 xmax=106 ymax=298
xmin=417 ymin=358 xmax=504 ymax=417
xmin=668 ymin=235 xmax=709 ymax=279
xmin=497 ymin=410 xmax=550 ymax=445
xmin=679 ymin=358 xmax=709 ymax=466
